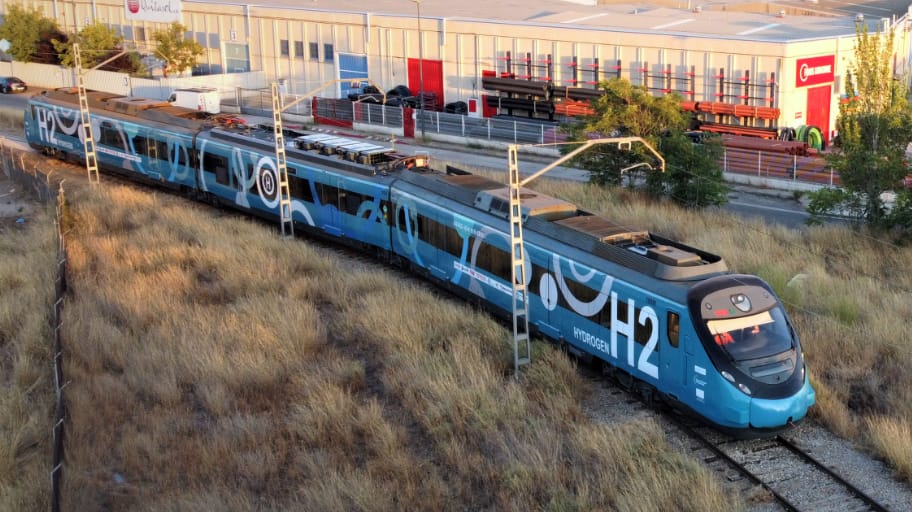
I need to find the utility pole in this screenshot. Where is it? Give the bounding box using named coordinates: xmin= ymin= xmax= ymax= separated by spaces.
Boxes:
xmin=413 ymin=0 xmax=426 ymax=138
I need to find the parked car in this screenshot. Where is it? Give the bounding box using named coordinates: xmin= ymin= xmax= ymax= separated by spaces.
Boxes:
xmin=0 ymin=77 xmax=27 ymax=94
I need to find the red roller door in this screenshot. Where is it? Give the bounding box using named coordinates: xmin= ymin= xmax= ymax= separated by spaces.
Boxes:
xmin=408 ymin=58 xmax=443 ymax=109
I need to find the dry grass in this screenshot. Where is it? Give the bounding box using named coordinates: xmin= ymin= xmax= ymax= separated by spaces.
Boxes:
xmin=528 ymin=176 xmax=912 ymax=484
xmin=0 ymin=191 xmax=55 ymax=511
xmin=57 ymin=182 xmax=741 ymax=511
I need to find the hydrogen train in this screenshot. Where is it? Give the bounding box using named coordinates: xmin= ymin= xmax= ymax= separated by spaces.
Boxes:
xmin=24 ymin=88 xmax=815 ymax=435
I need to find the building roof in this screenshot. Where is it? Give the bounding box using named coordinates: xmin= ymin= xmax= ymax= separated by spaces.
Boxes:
xmin=194 ymin=0 xmax=911 ymax=43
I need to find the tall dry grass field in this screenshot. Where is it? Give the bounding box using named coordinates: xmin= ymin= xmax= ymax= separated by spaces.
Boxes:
xmin=531 ymin=177 xmax=912 ymax=485
xmin=59 ymin=182 xmax=741 ymax=511
xmin=0 ymin=196 xmax=55 ymax=511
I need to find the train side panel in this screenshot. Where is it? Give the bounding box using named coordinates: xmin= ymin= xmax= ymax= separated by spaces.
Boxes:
xmin=25 ymin=97 xmax=198 ymax=189
xmin=391 ymin=181 xmax=673 ymax=393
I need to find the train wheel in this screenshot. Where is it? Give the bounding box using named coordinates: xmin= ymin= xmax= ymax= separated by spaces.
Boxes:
xmin=616 ymin=371 xmax=634 ymax=390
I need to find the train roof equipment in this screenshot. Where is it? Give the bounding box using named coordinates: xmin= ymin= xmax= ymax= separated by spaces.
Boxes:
xmin=399 ymin=168 xmax=727 ymax=282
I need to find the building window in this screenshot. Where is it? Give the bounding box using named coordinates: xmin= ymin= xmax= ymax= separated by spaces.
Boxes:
xmin=225 ymin=43 xmax=251 ymax=73
xmin=280 ymin=39 xmax=290 ymax=57
xmin=135 ymin=26 xmax=146 ymax=41
xmin=324 ymin=43 xmax=334 ymax=62
xmin=309 ymin=42 xmax=319 ymax=60
xmin=294 ymin=41 xmax=304 ymax=59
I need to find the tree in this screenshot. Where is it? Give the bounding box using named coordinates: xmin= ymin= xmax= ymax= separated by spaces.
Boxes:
xmin=807 ymin=24 xmax=912 ymax=230
xmin=562 ymin=78 xmax=728 ymax=207
xmin=0 ymin=3 xmax=60 ymax=63
xmin=152 ymin=23 xmax=203 ymax=77
xmin=51 ymin=22 xmax=137 ymax=72
xmin=654 ymin=133 xmax=729 ymax=208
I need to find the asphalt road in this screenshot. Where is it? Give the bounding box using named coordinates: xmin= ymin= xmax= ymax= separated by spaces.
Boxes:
xmin=0 ymin=88 xmax=814 ymax=229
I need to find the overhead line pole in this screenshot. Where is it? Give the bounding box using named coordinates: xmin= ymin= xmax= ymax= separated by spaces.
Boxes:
xmin=269 ymin=78 xmax=386 ymax=238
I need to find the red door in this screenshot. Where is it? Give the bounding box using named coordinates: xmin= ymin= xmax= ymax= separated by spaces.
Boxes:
xmin=806 ymin=85 xmax=831 ymax=140
xmin=408 ymin=58 xmax=443 ymax=109
xmin=403 ymin=107 xmax=415 ymax=138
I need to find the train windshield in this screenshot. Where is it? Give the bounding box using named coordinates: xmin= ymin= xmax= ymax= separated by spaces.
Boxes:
xmin=705 ymin=307 xmax=793 ymax=361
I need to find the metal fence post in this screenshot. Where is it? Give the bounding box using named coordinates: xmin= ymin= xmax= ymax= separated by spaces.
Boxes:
xmin=461 ymin=115 xmax=465 ymax=137
xmin=514 ymin=120 xmax=518 ymax=143
xmin=793 ymin=155 xmax=798 ymax=181
xmin=757 ymin=150 xmax=761 ymax=177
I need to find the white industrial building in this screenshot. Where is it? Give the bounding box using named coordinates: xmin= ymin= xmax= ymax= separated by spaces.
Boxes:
xmin=6 ymin=0 xmax=912 ymax=140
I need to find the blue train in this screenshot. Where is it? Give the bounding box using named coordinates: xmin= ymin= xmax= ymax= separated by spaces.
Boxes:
xmin=24 ymin=88 xmax=815 ymax=435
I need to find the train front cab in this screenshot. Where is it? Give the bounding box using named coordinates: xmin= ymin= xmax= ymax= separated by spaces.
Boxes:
xmin=686 ymin=275 xmax=816 ymax=432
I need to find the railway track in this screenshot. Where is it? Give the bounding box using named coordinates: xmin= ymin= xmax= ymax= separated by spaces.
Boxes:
xmin=578 ymin=364 xmax=906 ymax=512
xmin=665 ymin=416 xmax=895 ymax=512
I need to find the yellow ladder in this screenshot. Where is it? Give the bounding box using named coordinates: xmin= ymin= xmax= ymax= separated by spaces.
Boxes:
xmin=271 ymin=82 xmax=293 ymax=238
xmin=74 ymin=44 xmax=99 ymax=185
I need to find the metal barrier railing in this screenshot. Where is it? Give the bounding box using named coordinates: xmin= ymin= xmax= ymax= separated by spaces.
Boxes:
xmin=242 ymin=94 xmax=838 ymax=189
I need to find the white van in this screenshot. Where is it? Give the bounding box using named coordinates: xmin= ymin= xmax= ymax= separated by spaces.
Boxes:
xmin=167 ymin=87 xmax=221 ymax=114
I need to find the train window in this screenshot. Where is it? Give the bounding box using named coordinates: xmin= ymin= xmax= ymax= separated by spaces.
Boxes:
xmin=443 ymin=225 xmax=463 ymax=257
xmin=320 ymin=183 xmax=339 ymax=206
xmin=155 ymin=140 xmax=169 ymax=162
xmin=396 ymin=205 xmax=407 ymax=232
xmin=203 ymin=153 xmax=230 ymax=186
xmin=633 ymin=308 xmax=652 ymax=345
xmin=288 ymin=176 xmax=313 ymax=202
xmin=343 ymin=191 xmax=362 ymax=216
xmin=99 ymin=122 xmax=123 ymax=148
xmin=667 ymin=312 xmax=680 ymax=348
xmin=417 ymin=214 xmax=447 ymax=248
xmin=476 ymin=241 xmax=510 ymax=281
xmin=378 ymin=200 xmax=391 ymax=225
xmin=395 ymin=203 xmax=422 ymax=234
xmin=132 ymin=135 xmax=148 ymax=155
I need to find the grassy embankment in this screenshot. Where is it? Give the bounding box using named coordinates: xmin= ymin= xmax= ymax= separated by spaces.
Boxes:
xmin=533 ymin=179 xmax=912 ymax=484
xmin=0 ymin=187 xmax=55 ymax=510
xmin=59 ymin=182 xmax=740 ymax=510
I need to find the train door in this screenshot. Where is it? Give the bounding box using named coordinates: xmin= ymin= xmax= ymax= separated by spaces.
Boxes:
xmin=661 ymin=310 xmax=689 ymax=400
xmin=319 ymin=177 xmax=343 ymax=237
xmin=146 ymin=136 xmax=164 ymax=181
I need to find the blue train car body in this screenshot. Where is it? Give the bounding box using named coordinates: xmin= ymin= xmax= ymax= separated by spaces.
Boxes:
xmin=24 ymin=89 xmax=815 ymax=434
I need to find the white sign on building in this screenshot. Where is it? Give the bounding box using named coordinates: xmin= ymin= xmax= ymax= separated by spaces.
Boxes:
xmin=124 ymin=0 xmax=182 ymax=23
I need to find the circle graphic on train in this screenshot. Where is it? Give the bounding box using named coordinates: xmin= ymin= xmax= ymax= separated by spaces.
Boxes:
xmin=256 ymin=156 xmax=279 ymax=207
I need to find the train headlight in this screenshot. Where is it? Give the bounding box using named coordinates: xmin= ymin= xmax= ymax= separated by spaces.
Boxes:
xmin=722 ymin=370 xmax=752 ymax=395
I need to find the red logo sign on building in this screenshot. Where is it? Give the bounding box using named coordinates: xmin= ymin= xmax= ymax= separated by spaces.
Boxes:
xmin=796 ymin=55 xmax=835 ymax=88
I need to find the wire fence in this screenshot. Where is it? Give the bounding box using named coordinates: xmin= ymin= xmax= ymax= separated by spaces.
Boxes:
xmin=0 ymin=141 xmax=67 ymax=512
